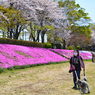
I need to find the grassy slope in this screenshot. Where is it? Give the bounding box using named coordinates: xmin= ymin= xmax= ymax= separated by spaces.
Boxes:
xmin=0 ymin=61 xmax=95 ymax=95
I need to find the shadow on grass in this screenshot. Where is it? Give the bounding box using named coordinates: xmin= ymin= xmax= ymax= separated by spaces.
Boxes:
xmin=72 ymin=88 xmax=80 ymax=90
xmin=80 ymin=92 xmax=90 ymax=95
xmin=72 ymin=88 xmax=90 ymax=95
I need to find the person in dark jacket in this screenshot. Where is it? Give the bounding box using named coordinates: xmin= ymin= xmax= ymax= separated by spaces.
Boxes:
xmin=91 ymin=51 xmax=95 ymax=62
xmin=70 ymin=49 xmax=85 ymax=89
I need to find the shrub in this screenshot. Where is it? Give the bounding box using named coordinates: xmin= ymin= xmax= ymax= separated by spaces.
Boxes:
xmin=51 ymin=43 xmax=54 ymax=48
xmin=55 ymin=44 xmax=61 ymax=49
xmin=20 ymin=65 xmax=31 ymax=69
xmin=7 ymin=67 xmax=14 ymax=70
xmin=77 ymin=46 xmax=80 ymax=50
xmin=0 ymin=38 xmax=43 ymax=48
xmin=13 ymin=66 xmax=21 ymax=70
xmin=51 ymin=43 xmax=61 ymax=49
xmin=8 ymin=65 xmax=33 ymax=70
xmin=0 ymin=67 xmax=6 ymax=73
xmin=82 ymin=48 xmax=86 ymax=50
xmin=43 ymin=43 xmax=52 ymax=48
xmin=66 ymin=45 xmax=75 ymax=50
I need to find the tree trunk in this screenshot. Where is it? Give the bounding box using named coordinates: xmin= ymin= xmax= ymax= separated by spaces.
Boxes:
xmin=37 ymin=31 xmax=40 ymax=42
xmin=29 ymin=31 xmax=31 ymax=41
xmin=7 ymin=28 xmax=10 ymax=38
xmin=29 ymin=31 xmax=36 ymax=41
xmin=14 ymin=25 xmax=19 ymax=39
xmin=36 ymin=30 xmax=41 ymax=42
xmin=3 ymin=31 xmax=5 ymax=38
xmin=29 ymin=23 xmax=36 ymax=41
xmin=14 ymin=25 xmax=22 ymax=39
xmin=23 ymin=31 xmax=24 ymax=40
xmin=15 ymin=33 xmax=19 ymax=39
xmin=63 ymin=39 xmax=66 ymax=49
xmin=32 ymin=34 xmax=36 ymax=41
xmin=25 ymin=31 xmax=26 ymax=41
xmin=41 ymin=30 xmax=46 ymax=43
xmin=10 ymin=29 xmax=13 ymax=39
xmin=29 ymin=22 xmax=41 ymax=42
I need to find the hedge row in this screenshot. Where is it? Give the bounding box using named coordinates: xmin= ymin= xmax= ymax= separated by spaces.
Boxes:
xmin=51 ymin=43 xmax=61 ymax=49
xmin=0 ymin=61 xmax=68 ymax=73
xmin=0 ymin=38 xmax=43 ymax=48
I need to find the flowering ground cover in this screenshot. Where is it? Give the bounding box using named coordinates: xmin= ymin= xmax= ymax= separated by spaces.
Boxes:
xmin=51 ymin=49 xmax=92 ymax=59
xmin=50 ymin=49 xmax=74 ymax=59
xmin=0 ymin=44 xmax=68 ymax=68
xmin=79 ymin=51 xmax=92 ymax=59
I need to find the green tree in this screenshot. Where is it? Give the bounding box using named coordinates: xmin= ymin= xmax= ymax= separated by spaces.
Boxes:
xmin=0 ymin=6 xmax=9 ymax=38
xmin=58 ymin=0 xmax=91 ymax=26
xmin=58 ymin=0 xmax=91 ymax=47
xmin=70 ymin=25 xmax=91 ymax=38
xmin=0 ymin=5 xmax=27 ymax=39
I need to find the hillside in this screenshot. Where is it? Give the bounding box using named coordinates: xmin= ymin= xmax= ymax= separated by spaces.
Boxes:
xmin=0 ymin=44 xmax=68 ymax=68
xmin=0 ymin=44 xmax=92 ymax=69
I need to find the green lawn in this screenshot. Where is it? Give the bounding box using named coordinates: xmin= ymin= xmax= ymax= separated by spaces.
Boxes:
xmin=0 ymin=61 xmax=95 ymax=95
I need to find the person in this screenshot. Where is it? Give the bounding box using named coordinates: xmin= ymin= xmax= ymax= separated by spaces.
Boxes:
xmin=91 ymin=51 xmax=95 ymax=62
xmin=91 ymin=52 xmax=94 ymax=62
xmin=70 ymin=49 xmax=85 ymax=89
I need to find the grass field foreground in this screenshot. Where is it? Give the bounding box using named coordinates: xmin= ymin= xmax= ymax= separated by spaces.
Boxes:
xmin=0 ymin=61 xmax=95 ymax=95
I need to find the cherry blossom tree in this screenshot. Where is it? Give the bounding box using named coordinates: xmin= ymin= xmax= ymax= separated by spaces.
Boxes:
xmin=28 ymin=0 xmax=67 ymax=43
xmin=47 ymin=19 xmax=71 ymax=48
xmin=0 ymin=0 xmax=71 ymax=43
